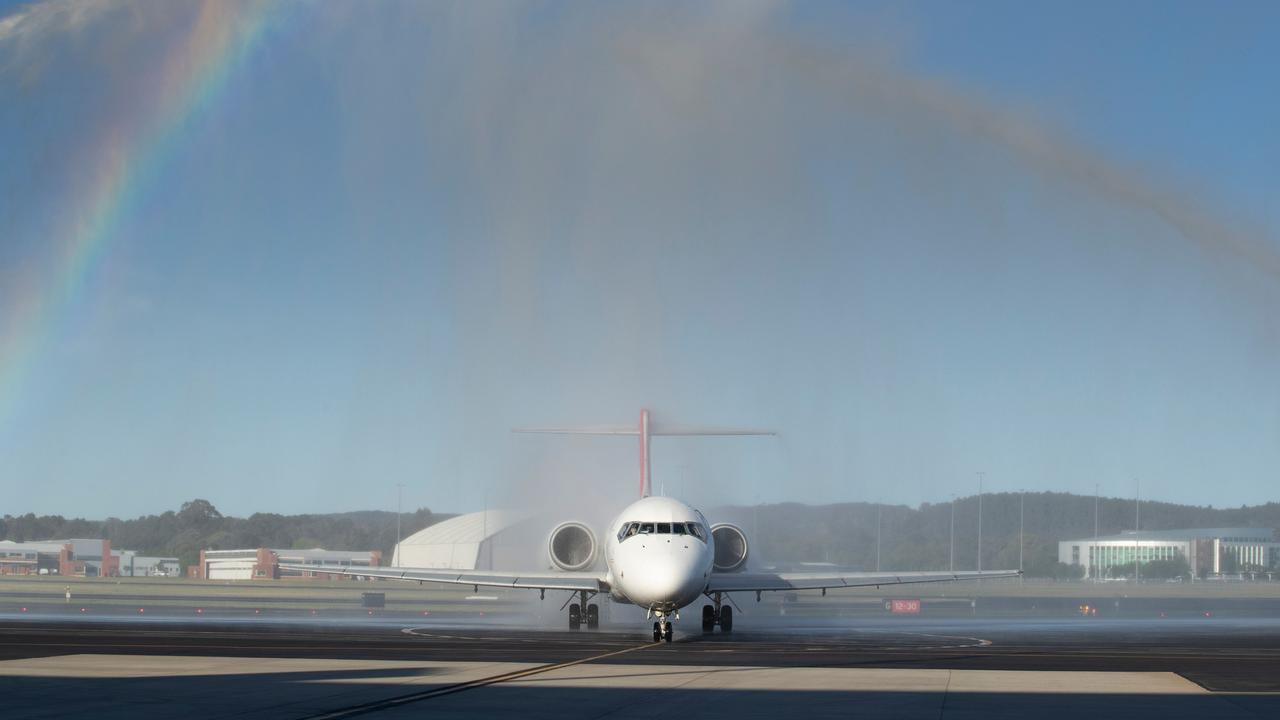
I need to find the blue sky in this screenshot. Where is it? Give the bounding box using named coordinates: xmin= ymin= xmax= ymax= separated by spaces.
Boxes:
xmin=1 ymin=1 xmax=1277 ymax=519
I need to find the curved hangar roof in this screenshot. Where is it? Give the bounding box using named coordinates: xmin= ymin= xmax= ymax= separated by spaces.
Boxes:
xmin=391 ymin=510 xmax=530 ymax=569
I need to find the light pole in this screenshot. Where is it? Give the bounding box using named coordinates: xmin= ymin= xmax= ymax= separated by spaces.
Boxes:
xmin=1135 ymin=477 xmax=1141 ymax=582
xmin=876 ymin=503 xmax=882 ymax=573
xmin=977 ymin=472 xmax=985 ymax=574
xmin=949 ymin=495 xmax=956 ymax=573
xmin=1018 ymin=490 xmax=1024 ymax=579
xmin=395 ymin=483 xmax=404 ymax=565
xmin=1094 ymin=483 xmax=1100 ymax=582
xmin=753 ymin=495 xmax=760 ymax=546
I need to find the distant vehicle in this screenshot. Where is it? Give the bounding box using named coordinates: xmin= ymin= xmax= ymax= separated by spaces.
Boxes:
xmin=282 ymin=410 xmax=1020 ymax=643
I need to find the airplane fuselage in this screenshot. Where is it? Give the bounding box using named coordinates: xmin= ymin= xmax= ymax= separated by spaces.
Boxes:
xmin=603 ymin=496 xmax=715 ymax=615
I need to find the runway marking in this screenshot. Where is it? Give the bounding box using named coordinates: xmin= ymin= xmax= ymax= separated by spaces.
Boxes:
xmin=899 ymin=632 xmax=993 ymax=649
xmin=298 ymin=641 xmax=654 ymax=720
xmin=398 ymin=626 xmax=648 ymax=648
xmin=400 ymin=627 xmax=547 ymax=643
xmin=719 ymin=630 xmax=993 ymax=651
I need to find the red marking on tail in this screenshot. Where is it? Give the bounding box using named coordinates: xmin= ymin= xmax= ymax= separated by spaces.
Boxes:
xmin=639 ymin=409 xmax=650 ymax=498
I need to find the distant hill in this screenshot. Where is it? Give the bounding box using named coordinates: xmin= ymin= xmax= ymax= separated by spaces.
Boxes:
xmin=4 ymin=493 xmax=1276 ymax=576
xmin=715 ymin=492 xmax=1280 ymax=577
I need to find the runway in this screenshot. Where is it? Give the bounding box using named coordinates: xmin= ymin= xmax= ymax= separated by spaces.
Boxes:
xmin=2 ymin=616 xmax=1278 ymax=718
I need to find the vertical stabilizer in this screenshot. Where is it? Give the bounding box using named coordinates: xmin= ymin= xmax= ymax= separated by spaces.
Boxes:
xmin=513 ymin=411 xmax=774 ymax=500
xmin=639 ymin=409 xmax=651 ymax=498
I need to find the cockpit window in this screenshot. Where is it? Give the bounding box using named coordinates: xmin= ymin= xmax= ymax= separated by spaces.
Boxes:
xmin=621 ymin=521 xmax=705 ymax=539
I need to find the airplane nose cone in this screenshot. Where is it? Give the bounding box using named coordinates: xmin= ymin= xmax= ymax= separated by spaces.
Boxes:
xmin=636 ymin=563 xmax=685 ymax=598
xmin=620 ymin=539 xmax=704 ymax=608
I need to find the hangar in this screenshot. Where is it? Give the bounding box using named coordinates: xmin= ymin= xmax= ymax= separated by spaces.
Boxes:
xmin=391 ymin=510 xmax=535 ymax=570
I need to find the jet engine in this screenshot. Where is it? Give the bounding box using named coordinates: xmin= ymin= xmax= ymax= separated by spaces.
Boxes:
xmin=710 ymin=523 xmax=749 ymax=572
xmin=547 ymin=521 xmax=597 ymax=571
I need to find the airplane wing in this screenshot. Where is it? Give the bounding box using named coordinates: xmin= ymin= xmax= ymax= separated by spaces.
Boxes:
xmin=706 ymin=569 xmax=1021 ymax=593
xmin=278 ymin=563 xmax=607 ymax=592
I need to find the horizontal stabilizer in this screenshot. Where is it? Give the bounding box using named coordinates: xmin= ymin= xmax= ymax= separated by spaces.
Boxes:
xmin=514 ymin=409 xmax=774 ymax=498
xmin=513 ymin=426 xmax=775 ymax=436
xmin=513 ymin=426 xmax=639 ymax=435
xmin=651 ymin=426 xmax=775 ymax=436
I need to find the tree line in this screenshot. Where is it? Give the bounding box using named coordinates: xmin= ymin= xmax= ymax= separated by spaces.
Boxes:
xmin=3 ymin=493 xmax=1276 ymax=577
xmin=722 ymin=492 xmax=1280 ymax=577
xmin=0 ymin=499 xmax=450 ymax=571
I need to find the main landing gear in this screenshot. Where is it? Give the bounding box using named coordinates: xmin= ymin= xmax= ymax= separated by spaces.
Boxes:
xmin=567 ymin=589 xmax=599 ymax=630
xmin=652 ymin=619 xmax=673 ymax=643
xmin=701 ymin=592 xmax=733 ymax=633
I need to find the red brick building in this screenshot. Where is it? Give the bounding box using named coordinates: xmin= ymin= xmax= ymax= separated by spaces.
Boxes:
xmin=194 ymin=548 xmax=381 ymax=580
xmin=0 ymin=539 xmax=118 ymax=577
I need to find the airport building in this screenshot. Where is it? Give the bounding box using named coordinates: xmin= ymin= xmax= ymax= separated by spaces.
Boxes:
xmin=391 ymin=510 xmax=533 ymax=570
xmin=0 ymin=539 xmax=118 ymax=576
xmin=0 ymin=540 xmax=73 ymax=575
xmin=1059 ymin=528 xmax=1280 ymax=578
xmin=116 ymin=551 xmax=181 ymax=577
xmin=195 ymin=547 xmax=382 ymax=580
xmin=0 ymin=538 xmax=178 ymax=577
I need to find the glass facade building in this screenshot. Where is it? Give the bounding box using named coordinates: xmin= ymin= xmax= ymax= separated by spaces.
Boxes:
xmin=1059 ymin=528 xmax=1279 ymax=578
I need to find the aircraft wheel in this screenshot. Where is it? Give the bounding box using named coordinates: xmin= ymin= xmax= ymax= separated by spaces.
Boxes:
xmin=652 ymin=622 xmax=662 ymax=642
xmin=568 ymin=603 xmax=581 ymax=630
xmin=720 ymin=605 xmax=733 ymax=632
xmin=701 ymin=604 xmax=715 ymax=633
xmin=586 ymin=603 xmax=599 ymax=629
xmin=663 ymin=622 xmax=673 ymax=642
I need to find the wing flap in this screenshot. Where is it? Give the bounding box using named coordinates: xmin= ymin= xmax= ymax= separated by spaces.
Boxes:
xmin=706 ymin=569 xmax=1021 ymax=593
xmin=278 ymin=563 xmax=607 ymax=592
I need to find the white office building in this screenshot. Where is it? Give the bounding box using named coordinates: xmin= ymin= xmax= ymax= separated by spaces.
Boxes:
xmin=1059 ymin=527 xmax=1279 ymax=578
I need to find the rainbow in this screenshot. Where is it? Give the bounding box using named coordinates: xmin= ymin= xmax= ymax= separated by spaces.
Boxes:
xmin=0 ymin=1 xmax=276 ymax=431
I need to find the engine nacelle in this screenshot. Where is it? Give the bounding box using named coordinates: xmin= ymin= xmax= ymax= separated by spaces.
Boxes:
xmin=710 ymin=523 xmax=749 ymax=572
xmin=547 ymin=521 xmax=597 ymax=571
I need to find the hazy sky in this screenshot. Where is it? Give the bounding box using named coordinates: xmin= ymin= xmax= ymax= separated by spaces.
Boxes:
xmin=2 ymin=1 xmax=1277 ymax=519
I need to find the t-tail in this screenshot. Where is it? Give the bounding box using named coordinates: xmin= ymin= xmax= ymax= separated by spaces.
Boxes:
xmin=514 ymin=408 xmax=775 ymax=498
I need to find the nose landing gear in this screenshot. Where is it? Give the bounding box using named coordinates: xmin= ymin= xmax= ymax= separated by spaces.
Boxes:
xmin=652 ymin=619 xmax=673 ymax=642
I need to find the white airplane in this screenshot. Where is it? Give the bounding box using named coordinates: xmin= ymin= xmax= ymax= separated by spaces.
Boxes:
xmin=283 ymin=410 xmax=1019 ymax=642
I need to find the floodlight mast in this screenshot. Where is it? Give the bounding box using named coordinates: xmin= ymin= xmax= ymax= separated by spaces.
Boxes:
xmin=513 ymin=409 xmax=775 ymax=499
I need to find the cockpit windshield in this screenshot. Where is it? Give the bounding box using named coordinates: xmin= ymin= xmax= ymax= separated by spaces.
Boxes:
xmin=617 ymin=521 xmax=707 ymax=542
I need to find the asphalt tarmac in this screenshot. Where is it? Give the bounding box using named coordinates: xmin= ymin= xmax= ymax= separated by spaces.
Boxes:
xmin=2 ymin=614 xmax=1278 ymax=718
